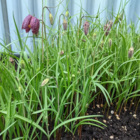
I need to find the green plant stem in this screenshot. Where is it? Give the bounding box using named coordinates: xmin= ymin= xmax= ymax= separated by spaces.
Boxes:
xmin=45 ymin=87 xmax=49 ymax=136
xmin=135 ymin=98 xmax=140 ymax=114
xmin=42 ymin=8 xmax=44 ymax=63
xmin=106 ymin=105 xmax=110 ymax=118
xmin=129 ymin=97 xmax=134 ymax=110
xmin=57 ymin=14 xmax=65 ymax=49
xmin=41 ymin=7 xmax=50 ymax=65
xmin=118 ymin=101 xmax=123 ymax=117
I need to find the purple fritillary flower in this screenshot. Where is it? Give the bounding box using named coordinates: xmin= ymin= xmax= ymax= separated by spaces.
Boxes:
xmin=63 ymin=19 xmax=67 ymax=30
xmin=104 ymin=20 xmax=113 ymax=36
xmin=22 ymin=15 xmax=32 ymax=33
xmin=109 ymin=20 xmax=113 ymax=28
xmin=104 ymin=23 xmax=110 ymax=36
xmin=83 ymin=21 xmax=89 ymax=35
xmin=30 ymin=16 xmax=40 ymax=35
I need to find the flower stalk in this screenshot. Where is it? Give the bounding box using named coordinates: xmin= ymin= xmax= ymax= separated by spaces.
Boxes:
xmin=57 ymin=14 xmax=67 ymax=49
xmin=42 ymin=6 xmax=53 ymax=75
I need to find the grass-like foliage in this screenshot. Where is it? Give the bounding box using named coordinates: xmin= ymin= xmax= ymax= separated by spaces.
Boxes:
xmin=0 ymin=1 xmax=140 ymax=139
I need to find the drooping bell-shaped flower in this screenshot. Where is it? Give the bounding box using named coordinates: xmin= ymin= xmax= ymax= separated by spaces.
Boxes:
xmin=49 ymin=13 xmax=53 ymax=25
xmin=128 ymin=47 xmax=134 ymax=58
xmin=63 ymin=19 xmax=67 ymax=30
xmin=104 ymin=20 xmax=113 ymax=36
xmin=41 ymin=78 xmax=49 ymax=87
xmin=109 ymin=20 xmax=113 ymax=28
xmin=104 ymin=23 xmax=110 ymax=36
xmin=60 ymin=50 xmax=64 ymax=55
xmin=9 ymin=57 xmax=14 ymax=64
xmin=30 ymin=16 xmax=40 ymax=35
xmin=22 ymin=15 xmax=32 ymax=33
xmin=83 ymin=21 xmax=89 ymax=35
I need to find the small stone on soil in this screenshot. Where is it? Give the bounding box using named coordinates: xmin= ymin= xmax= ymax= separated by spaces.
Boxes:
xmin=110 ymin=135 xmax=114 ymax=139
xmin=133 ymin=114 xmax=137 ymax=118
xmin=111 ymin=110 xmax=114 ymax=114
xmin=101 ymin=104 xmax=103 ymax=107
xmin=96 ymin=104 xmax=100 ymax=108
xmin=124 ymin=126 xmax=127 ymax=131
xmin=116 ymin=116 xmax=120 ymax=120
xmin=124 ymin=107 xmax=127 ymax=111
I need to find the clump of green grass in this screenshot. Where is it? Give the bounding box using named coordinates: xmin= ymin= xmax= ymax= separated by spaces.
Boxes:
xmin=0 ymin=0 xmax=140 ymax=140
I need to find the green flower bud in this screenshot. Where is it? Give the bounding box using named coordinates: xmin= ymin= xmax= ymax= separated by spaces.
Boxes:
xmin=93 ymin=33 xmax=97 ymax=40
xmin=85 ymin=103 xmax=89 ymax=108
xmin=114 ymin=13 xmax=123 ymax=24
xmin=108 ymin=38 xmax=112 ymax=47
xmin=96 ymin=14 xmax=99 ymax=18
xmin=118 ymin=13 xmax=123 ymax=21
xmin=101 ymin=40 xmax=104 ymax=47
xmin=72 ymin=74 xmax=75 ymax=78
xmin=20 ymin=59 xmax=25 ymax=69
xmin=41 ymin=78 xmax=49 ymax=87
xmin=77 ymin=69 xmax=81 ymax=74
xmin=49 ymin=13 xmax=53 ymax=25
xmin=114 ymin=15 xmax=120 ymax=24
xmin=65 ymin=10 xmax=69 ymax=17
xmin=36 ymin=67 xmax=40 ymax=73
xmin=18 ymin=86 xmax=22 ymax=94
xmin=99 ymin=40 xmax=104 ymax=49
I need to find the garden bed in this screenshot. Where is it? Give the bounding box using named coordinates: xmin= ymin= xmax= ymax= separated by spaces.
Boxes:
xmin=39 ymin=101 xmax=140 ymax=140
xmin=70 ymin=104 xmax=140 ymax=140
xmin=1 ymin=1 xmax=140 ymax=140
